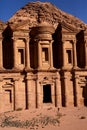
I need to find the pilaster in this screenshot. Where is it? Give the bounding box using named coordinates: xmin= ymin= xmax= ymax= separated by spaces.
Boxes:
xmin=14 ymin=78 xmax=21 ymax=110
xmin=63 ymin=74 xmax=69 ymax=107
xmin=25 ymin=75 xmax=36 ymax=109
xmin=25 ymin=76 xmax=31 ymax=109
xmin=72 ymin=39 xmax=78 ymax=69
xmin=25 ymin=38 xmax=31 ymax=70
xmin=35 ymin=75 xmax=42 ymax=108
xmin=55 ymin=72 xmax=62 ymax=107
xmin=36 ymin=77 xmax=39 ymax=108
xmin=73 ymin=74 xmax=81 ymax=107
xmin=12 ymin=38 xmax=19 ymax=70
xmin=49 ymin=40 xmax=54 ymax=69
xmin=62 ymin=41 xmax=66 ymax=69
xmin=37 ymin=41 xmax=42 ymax=69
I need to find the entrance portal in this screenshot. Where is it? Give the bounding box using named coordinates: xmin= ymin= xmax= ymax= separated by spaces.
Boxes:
xmin=43 ymin=84 xmax=52 ymax=103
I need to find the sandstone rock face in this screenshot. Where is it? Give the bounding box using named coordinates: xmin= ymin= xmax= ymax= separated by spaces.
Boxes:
xmin=0 ymin=2 xmax=87 ymax=113
xmin=8 ymin=1 xmax=85 ymax=30
xmin=0 ymin=20 xmax=4 ymax=29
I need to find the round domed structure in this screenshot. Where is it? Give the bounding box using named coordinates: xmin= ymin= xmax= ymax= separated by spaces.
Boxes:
xmin=30 ymin=11 xmax=55 ymax=41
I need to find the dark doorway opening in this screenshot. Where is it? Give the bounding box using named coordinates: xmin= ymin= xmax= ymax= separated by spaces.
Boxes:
xmin=84 ymin=98 xmax=87 ymax=106
xmin=43 ymin=84 xmax=52 ymax=103
xmin=82 ymin=86 xmax=87 ymax=106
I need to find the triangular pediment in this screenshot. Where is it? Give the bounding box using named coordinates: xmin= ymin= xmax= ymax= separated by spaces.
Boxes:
xmin=11 ymin=20 xmax=79 ymax=33
xmin=61 ymin=21 xmax=78 ymax=33
xmin=9 ymin=19 xmax=39 ymax=31
xmin=9 ymin=20 xmax=29 ymax=30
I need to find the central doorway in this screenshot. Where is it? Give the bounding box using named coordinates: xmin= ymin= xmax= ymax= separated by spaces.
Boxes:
xmin=43 ymin=84 xmax=52 ymax=103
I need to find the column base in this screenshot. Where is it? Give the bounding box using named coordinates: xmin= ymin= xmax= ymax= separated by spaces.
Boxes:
xmin=24 ymin=67 xmax=33 ymax=71
xmin=0 ymin=67 xmax=5 ymax=70
xmin=72 ymin=66 xmax=80 ymax=70
xmin=62 ymin=66 xmax=67 ymax=70
xmin=62 ymin=66 xmax=72 ymax=70
xmin=12 ymin=67 xmax=20 ymax=71
xmin=49 ymin=66 xmax=56 ymax=70
xmin=37 ymin=67 xmax=42 ymax=70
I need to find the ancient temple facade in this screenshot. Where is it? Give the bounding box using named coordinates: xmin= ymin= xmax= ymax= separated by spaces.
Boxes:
xmin=0 ymin=2 xmax=87 ymax=112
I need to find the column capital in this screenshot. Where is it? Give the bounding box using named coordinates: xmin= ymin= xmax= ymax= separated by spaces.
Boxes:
xmin=25 ymin=37 xmax=30 ymax=42
xmin=55 ymin=72 xmax=60 ymax=79
xmin=71 ymin=39 xmax=76 ymax=45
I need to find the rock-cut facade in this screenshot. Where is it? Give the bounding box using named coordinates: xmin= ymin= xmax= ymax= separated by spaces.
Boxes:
xmin=0 ymin=2 xmax=87 ymax=112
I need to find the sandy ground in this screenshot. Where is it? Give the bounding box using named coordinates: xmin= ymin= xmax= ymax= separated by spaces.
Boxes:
xmin=0 ymin=107 xmax=87 ymax=130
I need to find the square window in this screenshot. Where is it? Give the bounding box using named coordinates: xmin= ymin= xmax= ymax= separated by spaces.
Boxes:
xmin=18 ymin=49 xmax=24 ymax=64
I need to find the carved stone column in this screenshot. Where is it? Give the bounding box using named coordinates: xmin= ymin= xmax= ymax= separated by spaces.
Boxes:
xmin=50 ymin=40 xmax=54 ymax=69
xmin=62 ymin=41 xmax=66 ymax=69
xmin=55 ymin=72 xmax=62 ymax=107
xmin=14 ymin=78 xmax=20 ymax=110
xmin=25 ymin=38 xmax=31 ymax=70
xmin=73 ymin=74 xmax=81 ymax=106
xmin=38 ymin=41 xmax=42 ymax=69
xmin=13 ymin=38 xmax=19 ymax=69
xmin=36 ymin=78 xmax=39 ymax=108
xmin=63 ymin=74 xmax=69 ymax=107
xmin=73 ymin=40 xmax=78 ymax=69
xmin=84 ymin=40 xmax=87 ymax=69
xmin=26 ymin=75 xmax=36 ymax=109
xmin=0 ymin=37 xmax=4 ymax=69
xmin=35 ymin=76 xmax=41 ymax=108
xmin=26 ymin=76 xmax=31 ymax=109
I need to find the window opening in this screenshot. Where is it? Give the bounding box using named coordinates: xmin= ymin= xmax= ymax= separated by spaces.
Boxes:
xmin=18 ymin=49 xmax=24 ymax=64
xmin=43 ymin=84 xmax=52 ymax=103
xmin=66 ymin=50 xmax=72 ymax=63
xmin=42 ymin=48 xmax=49 ymax=62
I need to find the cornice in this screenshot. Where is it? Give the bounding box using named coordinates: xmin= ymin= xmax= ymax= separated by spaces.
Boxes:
xmin=61 ymin=21 xmax=79 ymax=33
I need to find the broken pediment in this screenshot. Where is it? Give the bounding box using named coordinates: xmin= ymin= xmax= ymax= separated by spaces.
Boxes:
xmin=7 ymin=1 xmax=86 ymax=31
xmin=2 ymin=24 xmax=13 ymax=38
xmin=61 ymin=21 xmax=78 ymax=33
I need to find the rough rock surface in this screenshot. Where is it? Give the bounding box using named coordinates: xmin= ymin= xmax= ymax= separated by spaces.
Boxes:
xmin=0 ymin=20 xmax=4 ymax=29
xmin=8 ymin=1 xmax=86 ymax=30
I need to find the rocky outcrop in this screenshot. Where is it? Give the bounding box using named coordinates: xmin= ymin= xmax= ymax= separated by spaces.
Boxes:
xmin=0 ymin=20 xmax=4 ymax=29
xmin=8 ymin=1 xmax=86 ymax=30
